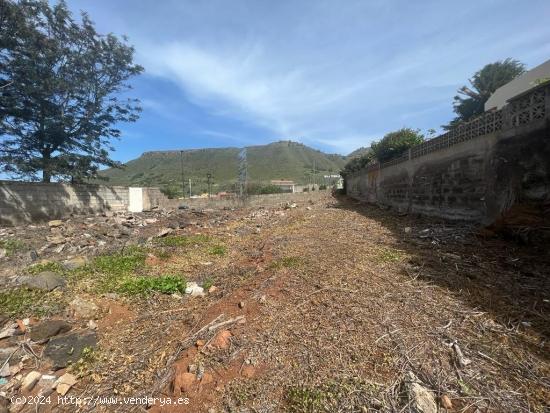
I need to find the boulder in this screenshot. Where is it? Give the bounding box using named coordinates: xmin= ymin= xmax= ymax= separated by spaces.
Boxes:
xmin=29 ymin=320 xmax=72 ymax=342
xmin=21 ymin=272 xmax=66 ymax=291
xmin=69 ymin=297 xmax=100 ymax=319
xmin=44 ymin=330 xmax=97 ymax=369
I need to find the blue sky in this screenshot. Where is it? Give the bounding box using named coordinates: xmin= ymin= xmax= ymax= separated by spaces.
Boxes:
xmin=67 ymin=0 xmax=550 ymax=160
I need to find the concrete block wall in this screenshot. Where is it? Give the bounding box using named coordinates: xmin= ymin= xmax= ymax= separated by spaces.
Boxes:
xmin=346 ymin=83 xmax=550 ymax=224
xmin=0 ymin=181 xmax=129 ymax=226
xmin=156 ymin=190 xmax=326 ymax=210
xmin=0 ymin=182 xmax=327 ymax=226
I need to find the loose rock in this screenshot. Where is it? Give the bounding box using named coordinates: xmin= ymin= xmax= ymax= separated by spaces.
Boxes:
xmin=44 ymin=330 xmax=97 ymax=369
xmin=402 ymin=372 xmax=437 ymax=413
xmin=440 ymin=394 xmax=453 ymax=409
xmin=69 ymin=297 xmax=100 ymax=319
xmin=0 ymin=362 xmax=9 ymax=377
xmin=48 ymin=220 xmax=63 ymax=228
xmin=185 ymin=282 xmax=205 ymax=297
xmin=210 ymin=330 xmax=232 ymax=350
xmin=62 ymin=256 xmax=88 ymax=270
xmin=29 ymin=320 xmax=72 ymax=342
xmin=157 ymin=228 xmax=173 ymax=237
xmin=0 ymin=324 xmax=17 ymax=340
xmin=21 ymin=371 xmax=41 ymax=392
xmin=20 ymin=271 xmax=66 ymax=291
xmin=55 ymin=373 xmax=78 ymax=396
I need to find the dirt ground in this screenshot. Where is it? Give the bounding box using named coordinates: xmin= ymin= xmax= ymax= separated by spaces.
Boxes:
xmin=1 ymin=192 xmax=549 ymax=413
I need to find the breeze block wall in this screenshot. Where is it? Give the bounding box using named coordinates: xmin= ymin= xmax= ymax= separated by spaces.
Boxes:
xmin=346 ymin=83 xmax=550 ymax=225
xmin=0 ymin=182 xmax=129 ymax=226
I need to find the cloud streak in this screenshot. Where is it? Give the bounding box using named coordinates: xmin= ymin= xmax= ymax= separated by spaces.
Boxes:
xmin=70 ymin=0 xmax=550 ymax=154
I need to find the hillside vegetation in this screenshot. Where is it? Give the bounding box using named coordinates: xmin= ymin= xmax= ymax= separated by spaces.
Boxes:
xmin=99 ymin=141 xmax=346 ymax=194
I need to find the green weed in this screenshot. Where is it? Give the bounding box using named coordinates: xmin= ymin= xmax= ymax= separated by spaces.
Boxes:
xmin=0 ymin=239 xmax=27 ymax=256
xmin=374 ymin=248 xmax=404 ymax=263
xmin=26 ymin=261 xmax=65 ymax=275
xmin=152 ymin=249 xmax=172 ymax=260
xmin=286 ymin=378 xmax=380 ymax=413
xmin=0 ymin=288 xmax=66 ymax=317
xmin=202 ymin=277 xmax=214 ymax=290
xmin=209 ymin=245 xmax=227 ymax=256
xmin=116 ymin=275 xmax=187 ymax=296
xmin=69 ymin=346 xmax=99 ymax=377
xmin=155 ymin=234 xmax=211 ymax=247
xmin=286 ymin=386 xmax=327 ymax=413
xmin=93 ymin=246 xmax=146 ymax=276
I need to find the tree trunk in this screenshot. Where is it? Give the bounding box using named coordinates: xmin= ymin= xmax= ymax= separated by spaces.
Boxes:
xmin=41 ymin=148 xmax=52 ymax=183
xmin=42 ymin=170 xmax=51 ymax=183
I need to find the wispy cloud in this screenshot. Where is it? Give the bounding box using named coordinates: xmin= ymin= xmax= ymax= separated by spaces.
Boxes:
xmin=70 ymin=0 xmax=550 ymax=154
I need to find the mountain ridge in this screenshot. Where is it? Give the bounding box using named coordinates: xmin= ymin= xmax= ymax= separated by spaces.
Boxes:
xmin=100 ymin=140 xmax=348 ymax=194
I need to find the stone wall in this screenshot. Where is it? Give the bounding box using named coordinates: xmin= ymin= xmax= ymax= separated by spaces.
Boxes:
xmin=345 ymin=83 xmax=550 ymax=224
xmin=0 ymin=181 xmax=129 ymax=226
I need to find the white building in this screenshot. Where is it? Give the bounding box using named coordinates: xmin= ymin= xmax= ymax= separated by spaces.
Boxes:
xmin=270 ymin=180 xmax=296 ymax=193
xmin=485 ymin=59 xmax=550 ymax=111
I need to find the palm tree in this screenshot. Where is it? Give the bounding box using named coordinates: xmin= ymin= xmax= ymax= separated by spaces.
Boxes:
xmin=443 ymin=58 xmax=525 ymax=130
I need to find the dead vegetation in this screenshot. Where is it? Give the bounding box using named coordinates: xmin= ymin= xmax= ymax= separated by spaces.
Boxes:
xmin=0 ymin=193 xmax=548 ymax=412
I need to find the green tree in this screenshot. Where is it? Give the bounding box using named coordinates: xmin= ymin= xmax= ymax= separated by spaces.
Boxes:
xmin=0 ymin=0 xmax=143 ymax=182
xmin=444 ymin=58 xmax=525 ymax=130
xmin=370 ymin=128 xmax=424 ymax=163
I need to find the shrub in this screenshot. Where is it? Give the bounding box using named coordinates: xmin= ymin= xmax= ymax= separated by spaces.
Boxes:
xmin=160 ymin=185 xmax=180 ymax=199
xmin=370 ymin=128 xmax=424 ymax=163
xmin=340 ymin=128 xmax=424 ymax=176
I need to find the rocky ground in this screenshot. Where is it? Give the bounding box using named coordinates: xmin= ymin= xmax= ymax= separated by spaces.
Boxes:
xmin=0 ymin=193 xmax=548 ymax=413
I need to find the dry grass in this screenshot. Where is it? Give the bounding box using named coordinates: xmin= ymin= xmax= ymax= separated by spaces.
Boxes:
xmin=48 ymin=193 xmax=549 ymax=413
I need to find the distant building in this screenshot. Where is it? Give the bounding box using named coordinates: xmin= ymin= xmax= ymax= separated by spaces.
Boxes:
xmin=270 ymin=180 xmax=296 ymax=193
xmin=485 ymin=59 xmax=550 ymax=110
